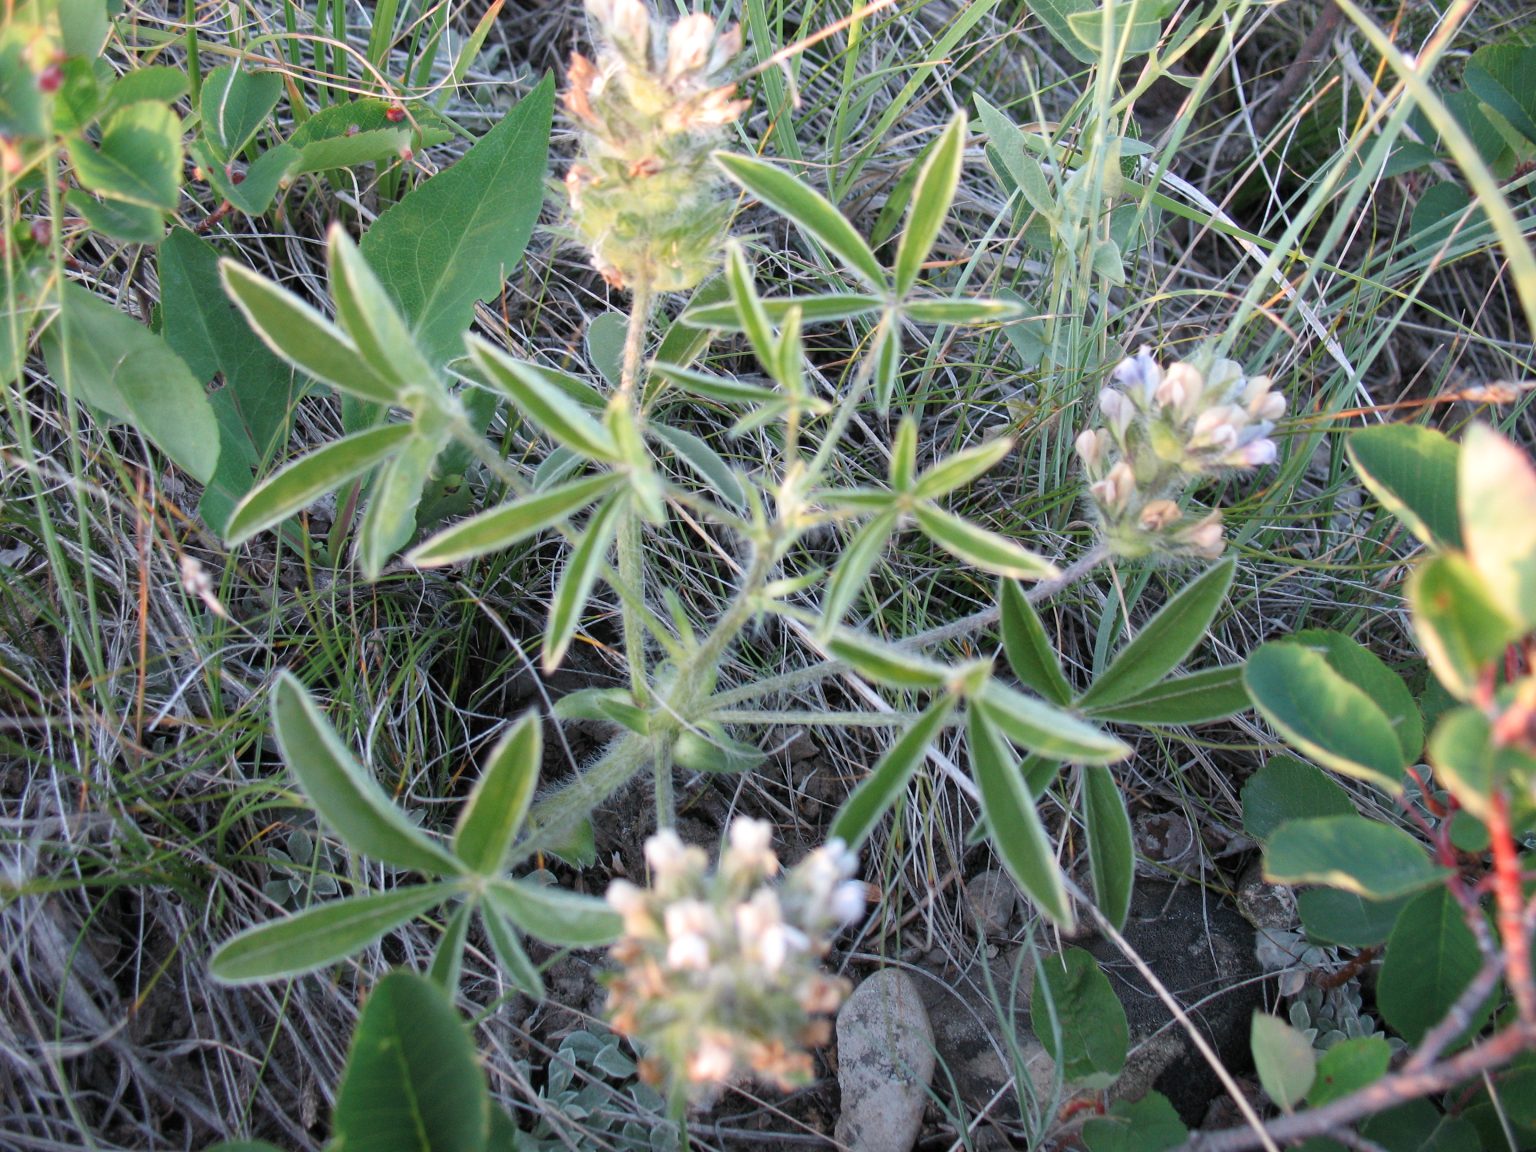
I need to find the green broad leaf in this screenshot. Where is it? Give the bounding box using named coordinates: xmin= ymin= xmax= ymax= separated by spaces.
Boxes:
xmin=485 ymin=878 xmax=621 ymax=947
xmin=913 ymin=437 xmax=1015 ymax=500
xmin=1264 ymin=815 xmax=1443 ymax=900
xmin=552 ymin=687 xmax=647 ymax=731
xmin=467 ymin=337 xmax=618 ymax=462
xmin=1251 ymin=1013 xmax=1316 ymax=1111
xmin=453 ymin=714 xmax=540 ymax=876
xmin=1362 ymin=1099 xmax=1483 ymax=1152
xmin=481 ymin=906 xmax=543 ymax=998
xmin=67 ymin=192 xmax=165 ymax=245
xmin=1082 ymin=765 xmax=1133 ymax=931
xmin=221 ymin=259 xmax=402 ymax=405
xmin=270 ymin=673 xmax=461 ymax=875
xmin=429 ymin=901 xmax=473 ymax=990
xmin=287 ymin=98 xmax=457 ymax=151
xmin=1465 ymin=43 xmax=1536 ymax=150
xmin=827 ymin=631 xmax=952 ymax=690
xmin=831 ymin=695 xmax=956 ymax=850
xmin=714 ymin=153 xmax=887 ymax=292
xmin=1288 ymin=630 xmax=1424 ymax=764
xmin=1082 ymin=666 xmax=1249 ymax=725
xmin=327 ymin=225 xmax=436 ymax=397
xmin=649 ymin=361 xmax=782 ymax=406
xmin=1032 ymin=948 xmax=1128 ymax=1085
xmin=900 ymin=298 xmax=1027 ymax=325
xmin=71 ymin=100 xmax=182 ymax=210
xmin=1241 ymin=755 xmax=1355 ymax=844
xmin=652 ymin=423 xmax=745 ymax=509
xmin=409 ymin=471 xmax=617 ymax=567
xmin=332 ymin=970 xmax=490 ymax=1152
xmin=210 ymin=885 xmax=448 ymax=983
xmin=1409 ymin=552 xmax=1520 ymax=701
xmin=1430 ymin=707 xmax=1496 ymax=822
xmin=45 ymin=281 xmax=219 ymax=483
xmin=1078 ymin=560 xmax=1234 ymax=710
xmin=356 ymin=428 xmax=446 ymax=579
xmin=158 ymin=228 xmax=305 ymax=531
xmin=1308 ymin=1036 xmax=1391 ymax=1107
xmin=1029 ymin=0 xmax=1174 ymax=64
xmin=200 ymin=65 xmax=283 ymax=161
xmin=974 ymin=95 xmax=1057 ymax=220
xmin=225 ymin=423 xmax=414 ymax=545
xmin=195 ymin=138 xmax=298 ymax=217
xmin=57 ymin=0 xmax=110 ymax=57
xmin=895 ymin=112 xmax=966 ymax=297
xmin=914 ymin=504 xmax=1059 ymax=580
xmin=680 ymin=292 xmax=884 ymax=330
xmin=1377 ymin=886 xmax=1489 ymax=1047
xmin=289 ymin=128 xmax=411 ymax=176
xmin=1460 ymin=423 xmax=1536 ymax=631
xmin=1081 ymin=1092 xmax=1187 ymax=1152
xmin=1297 ymin=888 xmax=1411 ymax=949
xmin=1346 ymin=424 xmax=1461 ymax=551
xmin=818 ymin=508 xmax=900 ymax=635
xmin=361 ymin=76 xmax=553 ymax=368
xmin=968 ymin=706 xmax=1075 ymax=928
xmin=979 ymin=682 xmax=1129 ymax=764
xmin=544 ymin=493 xmax=623 ymax=672
xmin=54 ymin=61 xmax=103 ymax=137
xmin=1243 ymin=643 xmax=1408 ymax=791
xmin=1000 ymin=578 xmax=1073 ymax=706
xmin=580 ymin=311 xmax=626 ymax=388
xmin=100 ymin=66 xmax=190 ymax=118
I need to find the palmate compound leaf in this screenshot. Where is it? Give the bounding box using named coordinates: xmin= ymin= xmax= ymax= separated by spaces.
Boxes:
xmin=467 ymin=336 xmax=619 ymax=462
xmin=210 ymin=885 xmax=450 ymax=984
xmin=968 ymin=704 xmax=1074 ymax=929
xmin=331 ymin=970 xmax=491 ymax=1152
xmin=1000 ymin=577 xmax=1073 ymax=706
xmin=1077 ymin=559 xmax=1234 ymax=710
xmin=977 ymin=681 xmax=1129 ymax=764
xmin=484 ymin=878 xmax=621 ymax=947
xmin=1082 ymin=765 xmax=1133 ymax=932
xmin=269 ymin=673 xmax=461 ymax=876
xmin=408 ymin=471 xmax=621 ymax=568
xmin=225 ymin=423 xmax=414 ymax=546
xmin=452 ymin=713 xmax=540 ymax=876
xmin=714 ymin=152 xmax=887 ymax=292
xmin=221 ymin=259 xmax=403 ymax=406
xmin=894 ymin=112 xmax=967 ymax=298
xmin=830 ymin=694 xmax=957 ymax=851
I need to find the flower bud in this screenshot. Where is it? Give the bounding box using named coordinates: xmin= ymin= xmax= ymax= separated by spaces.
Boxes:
xmin=1138 ymin=499 xmax=1182 ymax=531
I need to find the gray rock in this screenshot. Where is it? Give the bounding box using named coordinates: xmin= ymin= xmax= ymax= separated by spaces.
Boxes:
xmin=835 ymin=969 xmax=936 ymax=1152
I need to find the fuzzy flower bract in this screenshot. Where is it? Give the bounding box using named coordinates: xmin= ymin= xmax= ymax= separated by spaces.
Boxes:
xmin=563 ymin=0 xmax=749 ymax=292
xmin=603 ymin=819 xmax=864 ymax=1107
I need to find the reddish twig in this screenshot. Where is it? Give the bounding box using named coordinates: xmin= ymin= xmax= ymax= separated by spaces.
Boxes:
xmin=1487 ymin=792 xmax=1536 ymax=1025
xmin=1174 ymin=1023 xmax=1536 ymax=1152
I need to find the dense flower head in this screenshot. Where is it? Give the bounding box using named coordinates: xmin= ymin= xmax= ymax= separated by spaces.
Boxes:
xmin=603 ymin=818 xmax=865 ymax=1106
xmin=1078 ymin=347 xmax=1285 ymax=558
xmin=563 ymin=0 xmax=749 ymax=292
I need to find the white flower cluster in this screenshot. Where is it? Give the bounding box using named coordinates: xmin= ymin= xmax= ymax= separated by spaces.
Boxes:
xmin=604 ymin=819 xmax=865 ymax=1104
xmin=564 ymin=0 xmax=749 ymax=292
xmin=1076 ymin=348 xmax=1286 ymax=559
